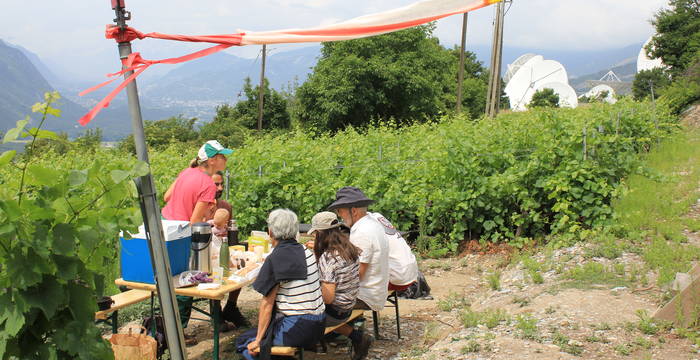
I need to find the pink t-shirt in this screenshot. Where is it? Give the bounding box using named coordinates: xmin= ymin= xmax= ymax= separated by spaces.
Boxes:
xmin=162 ymin=167 xmax=217 ymax=222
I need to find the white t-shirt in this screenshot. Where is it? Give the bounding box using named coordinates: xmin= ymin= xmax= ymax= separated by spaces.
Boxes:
xmin=369 ymin=212 xmax=419 ymax=286
xmin=350 ymin=214 xmax=389 ymax=311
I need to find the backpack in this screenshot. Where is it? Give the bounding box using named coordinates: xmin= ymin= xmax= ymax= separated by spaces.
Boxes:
xmin=141 ymin=315 xmax=167 ymax=358
xmin=396 ymin=270 xmax=432 ymax=299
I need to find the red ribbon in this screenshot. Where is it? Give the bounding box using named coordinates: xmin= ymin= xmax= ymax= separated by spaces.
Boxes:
xmin=79 ymin=26 xmax=239 ymax=125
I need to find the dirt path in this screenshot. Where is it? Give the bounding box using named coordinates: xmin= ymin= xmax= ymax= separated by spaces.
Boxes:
xmin=174 ymin=240 xmax=697 ymax=360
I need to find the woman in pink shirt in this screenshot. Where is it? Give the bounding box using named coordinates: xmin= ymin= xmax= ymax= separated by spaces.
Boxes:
xmin=162 ymin=140 xmax=232 ymax=224
xmin=161 ymin=140 xmax=233 ymax=344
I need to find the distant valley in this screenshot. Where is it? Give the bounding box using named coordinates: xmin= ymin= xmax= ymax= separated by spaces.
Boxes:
xmin=1 ymin=39 xmax=643 ymax=141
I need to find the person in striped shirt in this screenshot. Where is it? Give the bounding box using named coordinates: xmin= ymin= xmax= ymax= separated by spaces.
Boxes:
xmin=235 ymin=209 xmax=325 ymax=360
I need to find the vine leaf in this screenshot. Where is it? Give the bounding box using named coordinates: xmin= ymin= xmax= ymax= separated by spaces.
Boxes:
xmin=27 ymin=165 xmax=61 ymax=186
xmin=0 ymin=151 xmax=16 ymax=166
xmin=67 ymin=170 xmax=87 ymax=187
xmin=2 ymin=118 xmax=29 ymax=144
xmin=24 ymin=279 xmax=64 ymax=319
xmin=22 ymin=128 xmax=61 ymax=141
xmin=132 ymin=161 xmax=150 ymax=177
xmin=110 ymin=169 xmax=129 ymax=184
xmin=52 ymin=224 xmax=75 ymax=256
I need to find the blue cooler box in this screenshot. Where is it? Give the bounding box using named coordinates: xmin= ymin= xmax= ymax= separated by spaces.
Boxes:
xmin=120 ymin=220 xmax=192 ymax=284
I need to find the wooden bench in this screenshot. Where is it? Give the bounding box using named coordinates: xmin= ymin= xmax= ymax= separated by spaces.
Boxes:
xmin=95 ymin=289 xmax=153 ymax=333
xmin=270 ymin=309 xmax=366 ymax=359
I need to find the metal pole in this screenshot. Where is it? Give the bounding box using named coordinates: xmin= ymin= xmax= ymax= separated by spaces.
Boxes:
xmin=493 ymin=1 xmax=506 ymax=113
xmin=486 ymin=1 xmax=506 ymax=118
xmin=456 ymin=13 xmax=469 ymax=113
xmin=485 ymin=5 xmax=498 ymax=117
xmin=258 ymin=44 xmax=267 ymax=131
xmin=112 ymin=2 xmax=186 ymax=359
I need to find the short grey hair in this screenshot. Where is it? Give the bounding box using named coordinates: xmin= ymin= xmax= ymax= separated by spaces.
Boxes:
xmin=267 ymin=208 xmax=299 ymax=240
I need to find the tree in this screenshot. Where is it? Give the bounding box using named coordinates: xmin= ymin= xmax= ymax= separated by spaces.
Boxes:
xmin=632 ymin=68 xmax=672 ymax=100
xmin=529 ymin=88 xmax=560 ymax=108
xmin=448 ymin=47 xmax=489 ymax=119
xmin=649 ymin=0 xmax=700 ymax=76
xmin=198 ymin=104 xmax=251 ymax=149
xmin=118 ymin=115 xmax=199 ymax=154
xmin=296 ymin=24 xmax=486 ymax=132
xmin=230 ymin=77 xmax=290 ymax=130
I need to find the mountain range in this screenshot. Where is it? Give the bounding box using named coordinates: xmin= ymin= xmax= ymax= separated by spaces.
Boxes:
xmin=1 ymin=39 xmax=644 ymax=140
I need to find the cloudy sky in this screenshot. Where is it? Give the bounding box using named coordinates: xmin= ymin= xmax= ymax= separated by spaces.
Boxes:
xmin=0 ymin=0 xmax=667 ymax=81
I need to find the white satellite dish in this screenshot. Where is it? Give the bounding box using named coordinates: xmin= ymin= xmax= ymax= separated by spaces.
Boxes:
xmin=582 ymin=84 xmax=617 ymax=104
xmin=504 ymin=53 xmax=536 ymax=84
xmin=532 ymin=82 xmax=579 ymax=109
xmin=505 ymin=58 xmax=568 ymax=111
xmin=637 ymin=36 xmax=664 ymax=73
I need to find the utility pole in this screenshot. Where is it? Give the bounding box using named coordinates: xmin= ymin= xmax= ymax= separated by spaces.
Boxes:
xmin=110 ymin=1 xmax=187 ymax=359
xmin=486 ymin=1 xmax=506 ymax=118
xmin=456 ymin=13 xmax=469 ymax=113
xmin=258 ymin=44 xmax=267 ymax=131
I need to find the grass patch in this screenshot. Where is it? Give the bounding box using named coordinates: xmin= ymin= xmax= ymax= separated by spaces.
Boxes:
xmin=460 ymin=308 xmax=509 ymax=329
xmin=400 ymin=345 xmax=428 ymax=358
xmin=562 ymin=262 xmax=629 ymax=289
xmin=552 ymin=331 xmax=583 ymax=356
xmin=585 ymin=232 xmax=624 ymax=260
xmin=614 ymin=343 xmax=632 ymax=356
xmin=612 ymin=128 xmax=700 ymax=284
xmin=460 ymin=340 xmax=481 ymax=354
xmin=515 ymin=313 xmax=539 ymax=341
xmin=422 ymin=321 xmax=442 ymax=344
xmin=512 ymin=295 xmax=530 ymax=308
xmin=437 ymin=291 xmax=470 ymax=312
xmin=487 ymin=270 xmax=501 ymax=291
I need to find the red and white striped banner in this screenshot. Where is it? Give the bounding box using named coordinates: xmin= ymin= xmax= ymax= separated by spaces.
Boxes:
xmin=80 ymin=0 xmax=501 ymax=125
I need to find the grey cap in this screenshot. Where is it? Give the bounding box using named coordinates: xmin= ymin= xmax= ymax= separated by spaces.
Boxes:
xmin=327 ymin=186 xmax=375 ymax=210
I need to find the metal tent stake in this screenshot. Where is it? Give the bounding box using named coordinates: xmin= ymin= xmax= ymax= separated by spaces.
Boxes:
xmin=111 ymin=1 xmax=187 ymax=359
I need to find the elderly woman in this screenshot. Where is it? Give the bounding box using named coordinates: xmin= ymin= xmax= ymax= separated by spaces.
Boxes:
xmin=235 ymin=209 xmax=325 ymax=360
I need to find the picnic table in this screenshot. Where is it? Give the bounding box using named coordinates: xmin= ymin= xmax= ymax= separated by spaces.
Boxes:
xmin=115 ymin=277 xmax=254 ymax=360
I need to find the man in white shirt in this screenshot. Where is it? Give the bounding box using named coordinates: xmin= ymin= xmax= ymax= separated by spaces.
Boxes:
xmin=327 ymin=186 xmax=388 ymax=360
xmin=368 ymin=212 xmax=419 ymax=288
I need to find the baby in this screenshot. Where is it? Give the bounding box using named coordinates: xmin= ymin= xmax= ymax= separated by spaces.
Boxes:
xmin=208 ymin=208 xmax=230 ymax=237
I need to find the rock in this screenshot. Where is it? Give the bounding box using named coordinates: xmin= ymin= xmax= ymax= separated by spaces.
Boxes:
xmin=611 ymin=286 xmax=627 ymax=292
xmin=568 ymin=340 xmax=583 ymax=347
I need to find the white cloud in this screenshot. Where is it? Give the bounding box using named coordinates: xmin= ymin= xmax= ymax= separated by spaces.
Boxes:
xmin=0 ymin=0 xmax=671 ymax=81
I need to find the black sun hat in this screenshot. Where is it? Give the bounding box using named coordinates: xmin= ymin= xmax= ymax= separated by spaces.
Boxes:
xmin=327 ymin=186 xmax=375 ymax=210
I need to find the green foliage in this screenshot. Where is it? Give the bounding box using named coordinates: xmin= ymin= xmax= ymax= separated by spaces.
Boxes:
xmin=27 ymin=128 xmax=103 ymax=156
xmin=119 ymin=115 xmax=200 ymax=154
xmin=612 ymin=127 xmax=700 ymax=284
xmin=487 ymin=270 xmax=501 ymax=291
xmin=437 ymin=292 xmax=470 ymax=312
xmin=459 ymin=308 xmax=508 ymax=329
xmin=515 ymin=314 xmax=539 ymax=340
xmin=635 ymin=310 xmax=660 ymax=335
xmin=460 ymin=340 xmax=481 ymax=354
xmin=633 ymin=68 xmax=672 ymax=101
xmin=529 ymin=88 xmax=560 ymax=108
xmin=649 ymin=0 xmax=700 ymax=77
xmin=565 ymin=262 xmax=628 ymax=287
xmin=296 ymin=24 xmax=487 ymax=132
xmin=198 ymin=104 xmax=251 ymax=149
xmin=228 ymin=100 xmax=674 ymax=247
xmin=658 ymin=52 xmax=700 ymax=114
xmin=0 ymin=92 xmax=142 ymax=359
xmin=208 ymin=77 xmax=290 ymax=132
